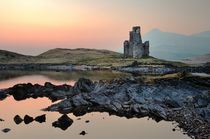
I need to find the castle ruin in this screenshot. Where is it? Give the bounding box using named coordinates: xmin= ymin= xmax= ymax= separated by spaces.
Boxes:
xmin=124 ymin=26 xmax=149 ymax=58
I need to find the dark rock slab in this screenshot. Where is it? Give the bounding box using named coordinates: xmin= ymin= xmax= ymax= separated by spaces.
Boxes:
xmin=73 ymin=78 xmax=95 ymax=93
xmin=24 ymin=115 xmax=34 ymax=124
xmin=52 ymin=114 xmax=73 ymax=130
xmin=10 ymin=83 xmax=33 ymax=101
xmin=1 ymin=76 xmax=210 ymax=138
xmin=14 ymin=115 xmax=23 ymax=125
xmin=2 ymin=128 xmax=11 ymax=133
xmin=85 ymin=120 xmax=90 ymax=123
xmin=44 ymin=77 xmax=210 ymax=138
xmin=0 ymin=89 xmax=8 ymax=100
xmin=6 ymin=82 xmax=73 ymax=102
xmin=79 ymin=131 xmax=87 ymax=136
xmin=35 ymin=114 xmax=46 ymax=123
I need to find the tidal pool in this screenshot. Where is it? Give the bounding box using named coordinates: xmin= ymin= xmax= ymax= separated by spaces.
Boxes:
xmin=0 ymin=71 xmax=190 ymax=139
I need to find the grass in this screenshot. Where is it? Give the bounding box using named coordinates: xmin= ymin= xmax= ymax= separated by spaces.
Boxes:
xmin=0 ymin=48 xmax=187 ymax=67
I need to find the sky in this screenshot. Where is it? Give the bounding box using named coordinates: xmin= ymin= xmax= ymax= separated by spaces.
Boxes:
xmin=0 ymin=0 xmax=210 ymax=55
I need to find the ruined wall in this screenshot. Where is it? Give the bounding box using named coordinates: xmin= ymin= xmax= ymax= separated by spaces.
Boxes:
xmin=143 ymin=41 xmax=150 ymax=56
xmin=131 ymin=26 xmax=142 ymax=44
xmin=124 ymin=26 xmax=149 ymax=58
xmin=133 ymin=44 xmax=144 ymax=58
xmin=123 ymin=41 xmax=130 ymax=57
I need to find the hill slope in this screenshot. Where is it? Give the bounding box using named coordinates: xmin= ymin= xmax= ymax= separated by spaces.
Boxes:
xmin=0 ymin=50 xmax=34 ymax=64
xmin=37 ymin=48 xmax=122 ymax=64
xmin=0 ymin=48 xmax=123 ymax=65
xmin=191 ymin=30 xmax=210 ymax=38
xmin=0 ymin=48 xmax=186 ymax=67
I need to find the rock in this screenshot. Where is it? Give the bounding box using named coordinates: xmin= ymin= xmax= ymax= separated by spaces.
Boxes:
xmin=164 ymin=98 xmax=180 ymax=108
xmin=35 ymin=114 xmax=46 ymax=123
xmin=2 ymin=128 xmax=11 ymax=133
xmin=79 ymin=131 xmax=87 ymax=136
xmin=73 ymin=78 xmax=95 ymax=93
xmin=0 ymin=89 xmax=7 ymax=100
xmin=10 ymin=83 xmax=34 ymax=101
xmin=14 ymin=115 xmax=23 ymax=125
xmin=52 ymin=114 xmax=73 ymax=130
xmin=1 ymin=76 xmax=210 ymax=138
xmin=44 ymin=82 xmax=54 ymax=88
xmin=24 ymin=115 xmax=34 ymax=124
xmin=6 ymin=82 xmax=73 ymax=102
xmin=85 ymin=120 xmax=90 ymax=123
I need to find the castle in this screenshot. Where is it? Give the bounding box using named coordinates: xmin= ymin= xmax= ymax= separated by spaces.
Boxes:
xmin=124 ymin=26 xmax=149 ymax=58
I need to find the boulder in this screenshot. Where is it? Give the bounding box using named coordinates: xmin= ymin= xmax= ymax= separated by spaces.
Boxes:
xmin=2 ymin=128 xmax=11 ymax=133
xmin=0 ymin=89 xmax=7 ymax=100
xmin=14 ymin=115 xmax=23 ymax=125
xmin=52 ymin=114 xmax=73 ymax=130
xmin=24 ymin=115 xmax=34 ymax=124
xmin=79 ymin=131 xmax=87 ymax=136
xmin=73 ymin=78 xmax=95 ymax=93
xmin=35 ymin=114 xmax=46 ymax=123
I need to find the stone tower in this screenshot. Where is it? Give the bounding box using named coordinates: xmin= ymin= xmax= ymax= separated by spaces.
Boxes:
xmin=124 ymin=26 xmax=149 ymax=58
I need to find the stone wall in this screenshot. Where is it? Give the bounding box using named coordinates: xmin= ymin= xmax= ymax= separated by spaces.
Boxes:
xmin=124 ymin=26 xmax=149 ymax=58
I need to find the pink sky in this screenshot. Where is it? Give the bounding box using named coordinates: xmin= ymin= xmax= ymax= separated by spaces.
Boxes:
xmin=0 ymin=0 xmax=210 ymax=55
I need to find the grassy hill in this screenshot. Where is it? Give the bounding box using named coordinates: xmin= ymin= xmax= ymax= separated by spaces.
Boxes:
xmin=0 ymin=48 xmax=187 ymax=67
xmin=37 ymin=48 xmax=122 ymax=64
xmin=0 ymin=50 xmax=35 ymax=64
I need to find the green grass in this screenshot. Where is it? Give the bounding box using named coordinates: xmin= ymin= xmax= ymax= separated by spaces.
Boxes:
xmin=0 ymin=48 xmax=187 ymax=67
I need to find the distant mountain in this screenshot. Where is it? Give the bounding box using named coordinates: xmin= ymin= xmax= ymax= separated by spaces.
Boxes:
xmin=0 ymin=48 xmax=122 ymax=64
xmin=191 ymin=31 xmax=210 ymax=38
xmin=143 ymin=29 xmax=210 ymax=60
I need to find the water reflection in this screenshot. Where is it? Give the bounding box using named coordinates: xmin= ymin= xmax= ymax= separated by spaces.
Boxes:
xmin=0 ymin=70 xmax=129 ymax=82
xmin=0 ymin=71 xmax=190 ymax=139
xmin=0 ymin=97 xmax=190 ymax=139
xmin=0 ymin=70 xmax=129 ymax=89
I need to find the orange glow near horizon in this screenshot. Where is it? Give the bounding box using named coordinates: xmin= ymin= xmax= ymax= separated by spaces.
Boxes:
xmin=0 ymin=0 xmax=210 ymax=54
xmin=0 ymin=0 xmax=121 ymax=44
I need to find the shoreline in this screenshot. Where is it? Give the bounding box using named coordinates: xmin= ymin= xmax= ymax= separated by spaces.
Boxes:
xmin=0 ymin=63 xmax=209 ymax=75
xmin=0 ymin=75 xmax=210 ymax=138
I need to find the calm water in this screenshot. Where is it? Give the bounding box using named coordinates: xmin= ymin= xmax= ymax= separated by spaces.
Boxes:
xmin=0 ymin=71 xmax=190 ymax=139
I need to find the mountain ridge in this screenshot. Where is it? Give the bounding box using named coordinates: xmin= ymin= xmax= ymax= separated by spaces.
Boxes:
xmin=143 ymin=29 xmax=210 ymax=60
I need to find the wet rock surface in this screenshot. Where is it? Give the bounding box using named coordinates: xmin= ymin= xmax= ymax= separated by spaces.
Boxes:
xmin=35 ymin=114 xmax=46 ymax=123
xmin=52 ymin=114 xmax=73 ymax=131
xmin=14 ymin=115 xmax=23 ymax=125
xmin=2 ymin=82 xmax=73 ymax=102
xmin=0 ymin=89 xmax=9 ymax=100
xmin=45 ymin=76 xmax=210 ymax=138
xmin=79 ymin=131 xmax=87 ymax=136
xmin=24 ymin=115 xmax=34 ymax=124
xmin=2 ymin=128 xmax=11 ymax=133
xmin=1 ymin=76 xmax=210 ymax=138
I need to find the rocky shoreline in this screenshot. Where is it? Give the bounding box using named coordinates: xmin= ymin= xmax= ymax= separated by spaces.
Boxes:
xmin=0 ymin=75 xmax=210 ymax=138
xmin=0 ymin=63 xmax=210 ymax=75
